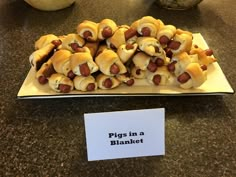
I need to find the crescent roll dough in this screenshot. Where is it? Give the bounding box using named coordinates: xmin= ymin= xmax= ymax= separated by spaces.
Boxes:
xmin=170 ymin=33 xmax=192 ymax=54
xmin=117 ymin=43 xmax=138 ymax=63
xmin=132 ymin=52 xmax=151 ymax=70
xmin=116 ymin=74 xmax=135 ymax=86
xmin=171 ymin=52 xmax=198 ymax=76
xmin=137 ymin=37 xmax=166 ymax=58
xmin=109 ymin=25 xmax=129 ymax=49
xmin=84 ymin=41 xmax=100 ymax=57
xmin=29 ymin=43 xmax=55 ymax=71
xmin=74 ymin=75 xmax=97 ymax=91
xmin=70 ymin=52 xmax=99 ymax=76
xmin=96 ymin=73 xmax=121 ymax=89
xmin=146 ymin=66 xmax=176 ymax=86
xmin=130 ymin=20 xmax=140 ymax=30
xmin=96 ymin=44 xmax=110 ymax=57
xmin=176 ymin=28 xmax=193 ymax=37
xmin=48 ymin=73 xmax=74 ymax=93
xmin=36 ymin=59 xmax=56 ymax=84
xmin=157 ymin=25 xmax=176 ymax=45
xmin=98 ymin=19 xmax=117 ymax=40
xmin=131 ymin=66 xmax=147 ymax=79
xmin=77 ymin=20 xmax=98 ymax=42
xmin=35 ymin=34 xmax=59 ymax=49
xmin=178 ymin=63 xmax=207 ymax=89
xmin=137 ymin=16 xmax=161 ymax=37
xmin=95 ymin=50 xmax=127 ymax=76
xmin=190 ymin=46 xmax=216 ymax=66
xmin=61 ymin=33 xmax=85 ymax=52
xmin=50 ymin=49 xmax=72 ymax=77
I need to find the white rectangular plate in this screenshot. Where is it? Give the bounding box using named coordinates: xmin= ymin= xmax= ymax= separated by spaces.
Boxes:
xmin=17 ymin=33 xmax=234 ymax=99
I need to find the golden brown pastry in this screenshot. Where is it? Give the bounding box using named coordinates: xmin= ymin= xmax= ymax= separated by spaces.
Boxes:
xmin=189 ymin=45 xmax=216 ymax=66
xmin=61 ymin=33 xmax=85 ymax=52
xmin=117 ymin=43 xmax=138 ymax=63
xmin=156 ymin=19 xmax=165 ymax=29
xmin=130 ymin=66 xmax=147 ymax=79
xmin=108 ymin=25 xmax=128 ymax=49
xmin=50 ymin=49 xmax=75 ymax=79
xmin=137 ymin=16 xmax=161 ymax=37
xmin=132 ymin=52 xmax=151 ymax=70
xmin=77 ymin=20 xmax=98 ymax=42
xmin=73 ymin=75 xmax=97 ymax=91
xmin=95 ymin=50 xmax=127 ymax=76
xmin=70 ymin=52 xmax=99 ymax=77
xmin=177 ymin=63 xmax=207 ymax=89
xmin=176 ymin=28 xmax=193 ymax=36
xmin=167 ymin=52 xmax=198 ymax=77
xmin=146 ymin=66 xmax=176 ymax=86
xmin=48 ymin=73 xmax=74 ymax=93
xmin=107 ymin=25 xmax=138 ymax=49
xmin=35 ymin=34 xmax=59 ymax=49
xmin=98 ymin=19 xmax=117 ymax=40
xmin=130 ymin=20 xmax=140 ymax=31
xmin=84 ymin=41 xmax=100 ymax=57
xmin=157 ymin=25 xmax=176 ymax=46
xmin=168 ymin=32 xmax=192 ymax=54
xmin=96 ymin=73 xmax=121 ymax=89
xmin=116 ymin=74 xmax=135 ymax=86
xmin=95 ymin=44 xmax=110 ymax=57
xmin=29 ymin=43 xmax=56 ymax=71
xmin=137 ymin=37 xmax=166 ymax=58
xmin=36 ymin=59 xmax=56 ymax=84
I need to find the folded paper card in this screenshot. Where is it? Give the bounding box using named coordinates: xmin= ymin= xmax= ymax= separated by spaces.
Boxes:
xmin=84 ymin=108 xmax=165 ymax=161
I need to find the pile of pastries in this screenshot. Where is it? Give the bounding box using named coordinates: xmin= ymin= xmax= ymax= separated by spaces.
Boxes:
xmin=29 ymin=16 xmax=216 ymax=93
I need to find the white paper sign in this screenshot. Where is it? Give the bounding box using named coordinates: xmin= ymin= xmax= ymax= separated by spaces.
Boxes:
xmin=84 ymin=108 xmax=165 ymax=161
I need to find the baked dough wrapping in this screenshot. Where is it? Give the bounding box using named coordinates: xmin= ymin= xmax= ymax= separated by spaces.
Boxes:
xmin=170 ymin=52 xmax=198 ymax=77
xmin=77 ymin=20 xmax=98 ymax=42
xmin=95 ymin=50 xmax=127 ymax=76
xmin=131 ymin=66 xmax=147 ymax=79
xmin=108 ymin=25 xmax=128 ymax=49
xmin=61 ymin=33 xmax=85 ymax=52
xmin=137 ymin=37 xmax=166 ymax=58
xmin=116 ymin=74 xmax=135 ymax=86
xmin=84 ymin=41 xmax=100 ymax=57
xmin=146 ymin=66 xmax=176 ymax=86
xmin=48 ymin=73 xmax=74 ymax=93
xmin=29 ymin=43 xmax=56 ymax=71
xmin=98 ymin=19 xmax=117 ymax=40
xmin=157 ymin=25 xmax=176 ymax=46
xmin=70 ymin=52 xmax=99 ymax=76
xmin=137 ymin=16 xmax=161 ymax=37
xmin=177 ymin=63 xmax=207 ymax=89
xmin=169 ymin=32 xmax=192 ymax=54
xmin=74 ymin=75 xmax=97 ymax=91
xmin=132 ymin=52 xmax=151 ymax=70
xmin=36 ymin=59 xmax=56 ymax=84
xmin=51 ymin=49 xmax=73 ymax=77
xmin=190 ymin=46 xmax=216 ymax=66
xmin=35 ymin=34 xmax=59 ymax=49
xmin=96 ymin=73 xmax=121 ymax=89
xmin=117 ymin=43 xmax=138 ymax=63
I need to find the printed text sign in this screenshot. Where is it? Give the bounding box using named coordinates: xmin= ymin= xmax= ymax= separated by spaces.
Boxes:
xmin=84 ymin=108 xmax=165 ymax=161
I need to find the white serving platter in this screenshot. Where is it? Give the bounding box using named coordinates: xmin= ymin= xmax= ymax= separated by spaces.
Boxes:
xmin=17 ymin=33 xmax=234 ymax=99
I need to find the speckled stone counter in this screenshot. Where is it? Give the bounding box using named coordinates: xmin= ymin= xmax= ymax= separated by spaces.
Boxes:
xmin=0 ymin=0 xmax=235 ymax=176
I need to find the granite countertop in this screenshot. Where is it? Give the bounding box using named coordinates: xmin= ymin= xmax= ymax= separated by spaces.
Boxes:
xmin=0 ymin=0 xmax=235 ymax=176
